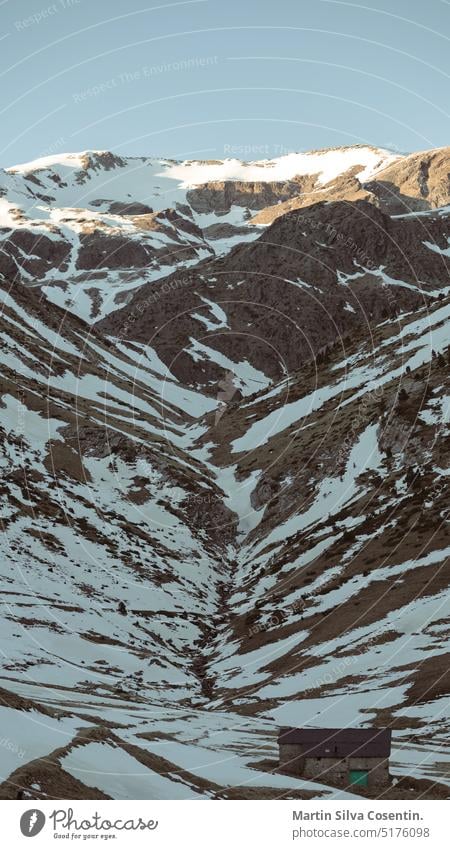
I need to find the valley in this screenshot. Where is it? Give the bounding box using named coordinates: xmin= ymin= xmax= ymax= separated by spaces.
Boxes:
xmin=0 ymin=144 xmax=448 ymax=800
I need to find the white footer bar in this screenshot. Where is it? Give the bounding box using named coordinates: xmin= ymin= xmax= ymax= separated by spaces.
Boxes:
xmin=3 ymin=799 xmax=448 ymax=848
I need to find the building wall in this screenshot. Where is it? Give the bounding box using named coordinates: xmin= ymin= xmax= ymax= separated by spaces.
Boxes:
xmin=279 ymin=743 xmax=305 ymax=775
xmin=279 ymin=745 xmax=389 ymax=789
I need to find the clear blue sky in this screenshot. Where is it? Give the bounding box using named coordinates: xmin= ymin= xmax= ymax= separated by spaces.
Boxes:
xmin=0 ymin=0 xmax=448 ymax=166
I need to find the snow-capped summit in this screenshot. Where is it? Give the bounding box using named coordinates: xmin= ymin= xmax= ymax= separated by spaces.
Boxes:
xmin=163 ymin=143 xmax=400 ymax=187
xmin=1 ymin=143 xmax=449 ymax=324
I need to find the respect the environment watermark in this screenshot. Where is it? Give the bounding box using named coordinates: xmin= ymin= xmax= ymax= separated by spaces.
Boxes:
xmin=223 ymin=143 xmax=295 ymax=157
xmin=72 ymin=57 xmax=219 ymax=103
xmin=14 ymin=0 xmax=81 ymax=31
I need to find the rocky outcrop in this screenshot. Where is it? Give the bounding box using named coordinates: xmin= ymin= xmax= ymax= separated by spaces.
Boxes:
xmin=91 ymin=199 xmax=154 ymax=216
xmin=186 ymin=175 xmax=316 ymax=214
xmin=0 ymin=228 xmax=69 ymax=280
xmin=99 ymin=200 xmax=450 ymax=386
xmin=1 ymin=144 xmax=449 ymax=327
xmin=251 ymin=171 xmax=372 ymax=224
xmin=364 ymin=146 xmax=450 ymax=213
xmin=250 ymin=148 xmax=450 ymax=223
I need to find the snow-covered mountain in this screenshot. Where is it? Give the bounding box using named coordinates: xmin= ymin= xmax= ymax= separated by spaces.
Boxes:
xmin=101 ymin=197 xmax=450 ymax=391
xmin=0 ymin=144 xmax=401 ymax=321
xmin=0 ymin=144 xmax=449 ymax=801
xmin=1 ymin=143 xmax=448 ymax=328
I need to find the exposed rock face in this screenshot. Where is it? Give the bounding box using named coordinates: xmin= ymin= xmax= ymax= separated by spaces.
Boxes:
xmin=0 ymin=228 xmax=69 ymax=279
xmin=364 ymin=147 xmax=450 ymax=213
xmin=1 ymin=144 xmax=449 ymax=326
xmin=74 ymin=214 xmax=207 ymax=271
xmin=99 ymin=200 xmax=450 ymax=386
xmin=202 ymin=222 xmax=254 ymax=240
xmin=186 ymin=176 xmax=315 ymax=213
xmin=76 ymin=232 xmax=154 ymax=270
xmin=251 ymin=147 xmax=450 ymax=224
xmin=90 ymin=199 xmax=154 ymax=216
xmin=75 ymin=151 xmax=129 ymax=180
xmin=251 ymin=171 xmax=372 ymax=224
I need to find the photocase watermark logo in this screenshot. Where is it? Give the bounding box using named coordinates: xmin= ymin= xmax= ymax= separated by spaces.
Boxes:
xmin=20 ymin=810 xmax=46 ymax=837
xmin=19 ymin=808 xmax=159 ymax=838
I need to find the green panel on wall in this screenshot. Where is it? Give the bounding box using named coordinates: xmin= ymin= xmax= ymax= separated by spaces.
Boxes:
xmin=349 ymin=769 xmax=368 ymax=787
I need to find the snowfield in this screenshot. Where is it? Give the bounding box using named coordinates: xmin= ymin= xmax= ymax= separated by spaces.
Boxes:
xmin=0 ymin=145 xmax=449 ymax=801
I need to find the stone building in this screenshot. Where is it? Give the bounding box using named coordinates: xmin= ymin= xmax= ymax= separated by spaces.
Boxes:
xmin=278 ymin=727 xmax=391 ymax=790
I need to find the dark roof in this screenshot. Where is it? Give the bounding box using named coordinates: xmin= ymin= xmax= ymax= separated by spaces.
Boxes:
xmin=278 ymin=727 xmax=391 ymax=758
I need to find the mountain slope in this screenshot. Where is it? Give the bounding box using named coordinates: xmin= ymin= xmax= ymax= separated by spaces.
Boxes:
xmin=0 ymin=144 xmax=400 ymax=322
xmin=0 ymin=276 xmax=365 ymax=801
xmin=2 ymin=144 xmax=448 ymax=330
xmin=0 ymin=145 xmax=449 ymax=801
xmin=99 ymin=199 xmax=450 ymax=387
xmin=0 ymin=271 xmax=449 ymax=800
xmin=200 ymin=297 xmax=450 ymax=767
